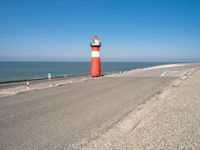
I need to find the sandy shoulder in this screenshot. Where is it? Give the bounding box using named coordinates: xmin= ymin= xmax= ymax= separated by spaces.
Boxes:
xmin=82 ymin=68 xmax=200 ymax=149
xmin=0 ymin=76 xmax=90 ymax=97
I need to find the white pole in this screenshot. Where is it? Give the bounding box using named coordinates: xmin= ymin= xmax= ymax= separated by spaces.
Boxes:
xmin=26 ymin=82 xmax=30 ymax=90
xmin=48 ymin=73 xmax=52 ymax=87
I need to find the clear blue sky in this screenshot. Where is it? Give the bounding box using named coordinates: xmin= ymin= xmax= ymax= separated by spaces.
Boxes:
xmin=0 ymin=0 xmax=200 ymax=62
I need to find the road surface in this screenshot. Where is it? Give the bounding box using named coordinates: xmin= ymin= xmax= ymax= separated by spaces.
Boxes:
xmin=0 ymin=64 xmax=199 ymax=149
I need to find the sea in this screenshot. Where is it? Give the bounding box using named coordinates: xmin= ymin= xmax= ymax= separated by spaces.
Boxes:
xmin=0 ymin=62 xmax=178 ymax=83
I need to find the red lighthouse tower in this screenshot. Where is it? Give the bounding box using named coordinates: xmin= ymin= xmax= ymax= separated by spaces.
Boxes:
xmin=90 ymin=35 xmax=101 ymax=77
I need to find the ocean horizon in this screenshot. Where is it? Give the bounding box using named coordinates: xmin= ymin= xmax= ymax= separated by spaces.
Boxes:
xmin=0 ymin=61 xmax=183 ymax=83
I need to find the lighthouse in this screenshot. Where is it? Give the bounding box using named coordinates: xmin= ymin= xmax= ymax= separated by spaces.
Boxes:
xmin=90 ymin=35 xmax=101 ymax=77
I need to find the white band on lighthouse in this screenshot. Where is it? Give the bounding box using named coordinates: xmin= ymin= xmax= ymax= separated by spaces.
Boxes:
xmin=91 ymin=51 xmax=100 ymax=57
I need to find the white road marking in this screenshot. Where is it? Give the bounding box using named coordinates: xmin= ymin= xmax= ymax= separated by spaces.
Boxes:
xmin=160 ymin=71 xmax=178 ymax=77
xmin=160 ymin=71 xmax=166 ymax=77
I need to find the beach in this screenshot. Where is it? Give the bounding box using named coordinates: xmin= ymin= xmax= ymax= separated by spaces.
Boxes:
xmin=0 ymin=63 xmax=200 ymax=149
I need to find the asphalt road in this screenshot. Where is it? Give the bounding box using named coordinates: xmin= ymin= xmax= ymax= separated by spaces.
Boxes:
xmin=0 ymin=64 xmax=198 ymax=150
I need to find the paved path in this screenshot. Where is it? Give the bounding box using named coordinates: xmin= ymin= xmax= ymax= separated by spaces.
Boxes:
xmin=0 ymin=64 xmax=199 ymax=149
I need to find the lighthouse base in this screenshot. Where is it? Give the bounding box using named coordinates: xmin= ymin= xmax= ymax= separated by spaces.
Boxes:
xmin=90 ymin=58 xmax=101 ymax=77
